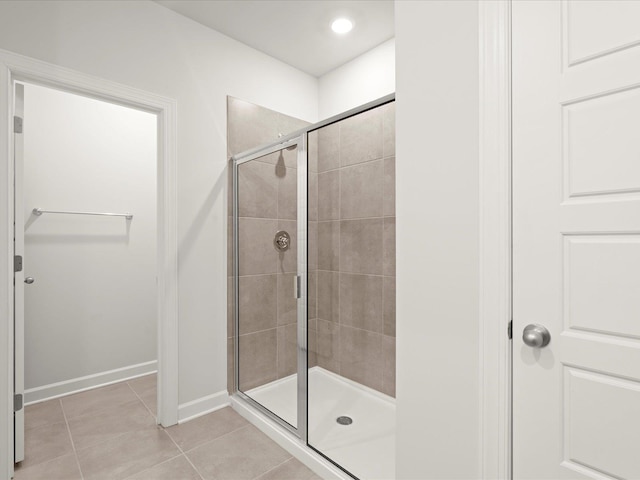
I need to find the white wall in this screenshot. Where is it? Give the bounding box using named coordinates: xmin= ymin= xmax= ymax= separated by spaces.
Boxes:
xmin=0 ymin=0 xmax=318 ymax=410
xmin=22 ymin=83 xmax=157 ymax=399
xmin=395 ymin=1 xmax=480 ymax=478
xmin=318 ymin=38 xmax=395 ymax=119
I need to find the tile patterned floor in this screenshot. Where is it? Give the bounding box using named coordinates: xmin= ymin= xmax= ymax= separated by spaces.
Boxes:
xmin=14 ymin=375 xmax=321 ymax=480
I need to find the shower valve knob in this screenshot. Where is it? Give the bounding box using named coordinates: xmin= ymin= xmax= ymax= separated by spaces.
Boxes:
xmin=274 ymin=231 xmax=291 ymax=252
xmin=24 ymin=277 xmax=35 ymax=284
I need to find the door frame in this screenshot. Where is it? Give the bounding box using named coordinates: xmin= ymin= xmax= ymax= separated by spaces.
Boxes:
xmin=479 ymin=1 xmax=512 ymax=479
xmin=0 ymin=48 xmax=179 ymax=478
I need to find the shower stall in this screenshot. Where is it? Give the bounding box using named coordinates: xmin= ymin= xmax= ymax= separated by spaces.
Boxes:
xmin=229 ymin=95 xmax=395 ymax=480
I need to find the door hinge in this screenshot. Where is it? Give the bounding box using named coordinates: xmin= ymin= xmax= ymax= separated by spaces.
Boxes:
xmin=13 ymin=115 xmax=23 ymax=134
xmin=14 ymin=255 xmax=22 ymax=273
xmin=13 ymin=394 xmax=23 ymax=412
xmin=508 ymin=320 xmax=513 ymax=340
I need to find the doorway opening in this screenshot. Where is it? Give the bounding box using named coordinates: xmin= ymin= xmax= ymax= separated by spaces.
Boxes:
xmin=13 ymin=81 xmax=158 ymax=469
xmin=1 ymin=52 xmax=179 ymax=479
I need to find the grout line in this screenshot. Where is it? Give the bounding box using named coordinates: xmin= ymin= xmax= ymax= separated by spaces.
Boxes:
xmin=182 ymin=453 xmax=206 ymax=480
xmin=180 ymin=423 xmax=251 ymax=455
xmin=159 ymin=416 xmax=206 ymax=480
xmin=120 ymin=453 xmax=184 ymax=480
xmin=238 ymin=325 xmax=281 ymax=337
xmin=317 ymin=155 xmax=386 ymax=174
xmin=164 ymin=435 xmax=205 ymax=480
xmin=252 ymin=457 xmax=294 ymax=480
xmin=59 ymin=399 xmax=85 ymax=480
xmin=126 ymin=381 xmax=156 ymax=423
xmin=315 ymin=317 xmax=394 ymax=339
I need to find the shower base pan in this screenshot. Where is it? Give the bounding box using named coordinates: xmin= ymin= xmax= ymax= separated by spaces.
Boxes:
xmin=245 ymin=366 xmax=396 ymax=480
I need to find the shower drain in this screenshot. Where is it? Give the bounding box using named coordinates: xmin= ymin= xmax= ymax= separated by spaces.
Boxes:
xmin=336 ymin=416 xmax=353 ymax=426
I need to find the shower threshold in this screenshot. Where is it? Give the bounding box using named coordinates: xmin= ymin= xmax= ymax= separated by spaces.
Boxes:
xmin=245 ymin=366 xmax=396 ymax=480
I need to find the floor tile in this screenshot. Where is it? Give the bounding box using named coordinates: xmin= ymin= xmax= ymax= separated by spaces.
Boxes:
xmin=126 ymin=455 xmax=201 ymax=480
xmin=76 ymin=427 xmax=180 ymax=480
xmin=186 ymin=425 xmax=291 ymax=480
xmin=19 ymin=421 xmax=74 ymax=468
xmin=68 ymin=399 xmax=156 ymax=450
xmin=24 ymin=399 xmax=65 ymax=430
xmin=255 ymin=458 xmax=321 ymax=480
xmin=61 ymin=382 xmax=139 ymax=419
xmin=166 ymin=406 xmax=248 ymax=452
xmin=138 ymin=389 xmax=157 ymax=416
xmin=14 ymin=453 xmax=81 ymax=480
xmin=128 ymin=374 xmax=156 ymax=397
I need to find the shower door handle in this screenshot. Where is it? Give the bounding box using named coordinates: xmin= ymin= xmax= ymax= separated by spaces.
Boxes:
xmin=294 ymin=275 xmax=301 ymax=299
xmin=24 ymin=277 xmax=35 ymax=284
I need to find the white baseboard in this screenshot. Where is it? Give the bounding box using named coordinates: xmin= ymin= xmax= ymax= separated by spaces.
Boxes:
xmin=231 ymin=395 xmax=349 ymax=480
xmin=178 ymin=390 xmax=230 ymax=423
xmin=25 ymin=360 xmax=157 ymax=405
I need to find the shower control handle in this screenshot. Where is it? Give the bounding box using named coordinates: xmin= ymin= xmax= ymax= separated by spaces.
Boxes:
xmin=522 ymin=324 xmax=550 ymax=348
xmin=274 ymin=230 xmax=291 ymax=252
xmin=24 ymin=277 xmax=35 ymax=285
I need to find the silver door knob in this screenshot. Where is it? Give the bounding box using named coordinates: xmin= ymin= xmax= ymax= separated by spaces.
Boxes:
xmin=24 ymin=277 xmax=34 ymax=284
xmin=522 ymin=324 xmax=550 ymax=348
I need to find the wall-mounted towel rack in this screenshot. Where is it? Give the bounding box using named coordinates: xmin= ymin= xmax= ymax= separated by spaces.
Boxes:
xmin=32 ymin=208 xmax=133 ymax=220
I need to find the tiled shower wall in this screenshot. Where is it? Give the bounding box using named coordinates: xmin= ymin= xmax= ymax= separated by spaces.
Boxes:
xmin=227 ymin=97 xmax=311 ymax=393
xmin=227 ymin=97 xmax=396 ymax=399
xmin=309 ymin=103 xmax=396 ymax=397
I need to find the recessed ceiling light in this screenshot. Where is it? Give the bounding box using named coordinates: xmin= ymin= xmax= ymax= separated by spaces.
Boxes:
xmin=331 ymin=18 xmax=353 ymax=34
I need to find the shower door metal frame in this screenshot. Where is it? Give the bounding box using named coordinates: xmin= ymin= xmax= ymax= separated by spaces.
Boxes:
xmin=231 ymin=94 xmax=396 ymax=473
xmin=232 ymin=134 xmax=308 ymax=441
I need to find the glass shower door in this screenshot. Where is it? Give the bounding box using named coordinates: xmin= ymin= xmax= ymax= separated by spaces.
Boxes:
xmin=233 ymin=135 xmax=307 ymax=436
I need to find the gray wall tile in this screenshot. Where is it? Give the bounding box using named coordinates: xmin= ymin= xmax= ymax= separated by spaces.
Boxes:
xmin=308 ymin=271 xmax=317 ymax=320
xmin=317 ymin=271 xmax=339 ymax=322
xmin=383 ymin=276 xmax=396 ymax=337
xmin=308 ymin=131 xmax=318 ymax=173
xmin=318 ymin=221 xmax=340 ymax=271
xmin=383 ymin=217 xmax=396 ymax=276
xmin=318 ymin=170 xmax=340 ymax=221
xmin=340 ymin=218 xmax=383 ymax=275
xmin=238 ymin=329 xmax=277 ymax=391
xmin=340 ymin=108 xmax=383 ymax=167
xmin=238 ymin=275 xmax=276 ymax=335
xmin=238 ymin=218 xmax=278 ymax=276
xmin=315 ymin=319 xmax=340 ymax=374
xmin=308 ymin=172 xmax=318 ymax=221
xmin=237 ymin=160 xmax=278 ymax=219
xmin=308 ymin=319 xmax=318 ymax=369
xmin=383 ymin=102 xmax=395 ymax=159
xmin=277 ymin=167 xmax=297 ymax=221
xmin=340 ymin=160 xmax=383 ymax=219
xmin=308 ymin=221 xmax=318 ymax=270
xmin=277 ymin=273 xmax=297 ymax=326
xmin=339 ymin=273 xmax=383 ymax=333
xmin=317 ymin=123 xmax=340 ymax=172
xmin=383 ymin=157 xmax=395 ymax=216
xmin=227 ymin=97 xmax=279 ymax=156
xmin=339 ymin=326 xmax=383 ymax=392
xmin=277 ymin=324 xmax=298 ymax=379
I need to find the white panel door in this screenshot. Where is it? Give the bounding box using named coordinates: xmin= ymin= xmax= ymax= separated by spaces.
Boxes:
xmin=513 ymin=1 xmax=640 ymax=479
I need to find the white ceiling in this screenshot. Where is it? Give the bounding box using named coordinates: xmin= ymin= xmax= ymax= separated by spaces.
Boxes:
xmin=155 ymin=0 xmax=395 ymax=77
